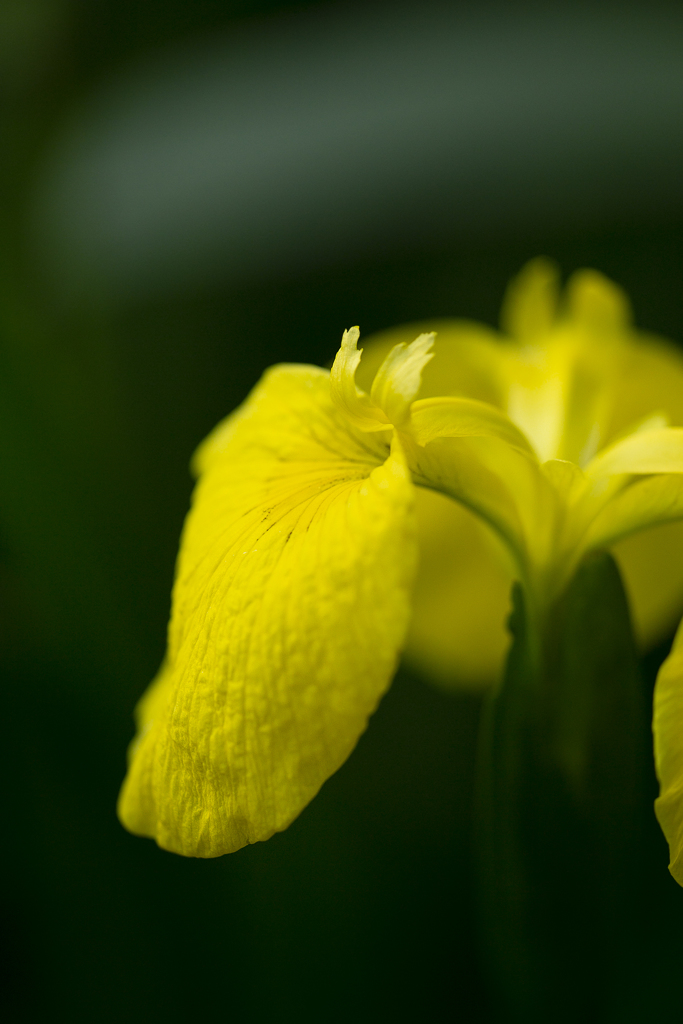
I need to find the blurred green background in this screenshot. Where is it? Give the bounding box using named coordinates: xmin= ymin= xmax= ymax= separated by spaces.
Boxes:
xmin=3 ymin=1 xmax=683 ymax=1020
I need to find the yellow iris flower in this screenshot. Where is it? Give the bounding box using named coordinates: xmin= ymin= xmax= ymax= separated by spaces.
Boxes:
xmin=118 ymin=259 xmax=683 ymax=868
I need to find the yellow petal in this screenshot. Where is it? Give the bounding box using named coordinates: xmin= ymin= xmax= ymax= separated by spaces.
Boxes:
xmin=369 ymin=332 xmax=435 ymax=426
xmin=403 ymin=488 xmax=513 ymax=688
xmin=606 ymin=334 xmax=683 ymax=443
xmin=502 ymin=267 xmax=630 ymax=465
xmin=582 ymin=474 xmax=683 ymax=645
xmin=403 ymin=433 xmax=556 ymax=598
xmin=355 ymin=320 xmax=507 ymax=409
xmin=329 ymin=326 xmax=391 ymax=431
xmin=613 ymin=522 xmax=683 ymax=648
xmin=654 ymin=618 xmax=683 ymax=885
xmin=505 ymin=358 xmax=566 ymax=463
xmin=583 ymin=473 xmax=683 ymax=551
xmin=586 ymin=427 xmax=683 ymax=479
xmin=409 ymin=396 xmax=534 ymax=453
xmin=118 ymin=365 xmax=416 ymax=856
xmin=565 ymin=268 xmax=632 ymax=337
xmin=349 ymin=319 xmax=525 ymax=689
xmin=499 ymin=257 xmax=559 ymax=342
xmin=574 ymin=330 xmax=683 ymax=620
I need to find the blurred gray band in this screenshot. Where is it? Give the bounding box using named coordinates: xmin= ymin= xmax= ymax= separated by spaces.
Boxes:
xmin=32 ymin=0 xmax=683 ymax=299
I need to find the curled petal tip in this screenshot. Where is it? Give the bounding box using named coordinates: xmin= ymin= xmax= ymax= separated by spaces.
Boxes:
xmin=370 ymin=331 xmax=436 ymax=427
xmin=331 ymin=327 xmax=391 ymax=431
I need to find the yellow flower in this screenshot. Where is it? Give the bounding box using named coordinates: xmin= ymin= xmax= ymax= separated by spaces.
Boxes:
xmin=118 ymin=259 xmax=683 ymax=859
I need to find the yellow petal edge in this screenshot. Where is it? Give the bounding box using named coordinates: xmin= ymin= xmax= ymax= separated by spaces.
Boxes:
xmin=654 ymin=620 xmax=683 ymax=884
xmin=118 ymin=365 xmax=417 ymax=856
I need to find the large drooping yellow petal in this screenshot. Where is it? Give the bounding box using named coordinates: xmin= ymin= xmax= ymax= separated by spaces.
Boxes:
xmin=118 ymin=365 xmax=417 ymax=857
xmin=654 ymin=618 xmax=683 ymax=885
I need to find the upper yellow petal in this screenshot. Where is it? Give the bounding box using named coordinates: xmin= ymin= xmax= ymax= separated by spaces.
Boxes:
xmin=403 ymin=432 xmax=561 ymax=606
xmin=586 ymin=427 xmax=683 ymax=479
xmin=355 ymin=320 xmax=507 ymax=409
xmin=369 ymin=332 xmax=435 ymax=427
xmin=329 ymin=327 xmax=391 ymax=431
xmin=583 ymin=473 xmax=683 ymax=551
xmin=606 ymin=333 xmax=683 ymax=442
xmin=409 ymin=396 xmax=535 ymax=454
xmin=118 ymin=365 xmax=417 ymax=856
xmin=502 ymin=269 xmax=630 ymax=465
xmin=499 ymin=257 xmax=560 ymax=342
xmin=564 ymin=268 xmax=632 ymax=338
xmin=351 ymin=264 xmax=683 ymax=681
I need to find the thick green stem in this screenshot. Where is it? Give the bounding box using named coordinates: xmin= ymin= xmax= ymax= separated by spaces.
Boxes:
xmin=474 ymin=551 xmax=650 ymax=1022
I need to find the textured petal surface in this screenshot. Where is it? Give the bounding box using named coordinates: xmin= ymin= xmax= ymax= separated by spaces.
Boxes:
xmin=654 ymin=618 xmax=683 ymax=885
xmin=118 ymin=365 xmax=417 ymax=856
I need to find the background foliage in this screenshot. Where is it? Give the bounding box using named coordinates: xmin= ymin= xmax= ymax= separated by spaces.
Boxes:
xmin=2 ymin=1 xmax=683 ymax=1020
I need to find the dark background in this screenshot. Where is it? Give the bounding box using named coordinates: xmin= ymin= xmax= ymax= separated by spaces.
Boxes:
xmin=2 ymin=1 xmax=683 ymax=1020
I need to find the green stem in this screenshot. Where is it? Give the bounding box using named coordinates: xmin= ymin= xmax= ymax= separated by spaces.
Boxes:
xmin=474 ymin=551 xmax=650 ymax=1021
